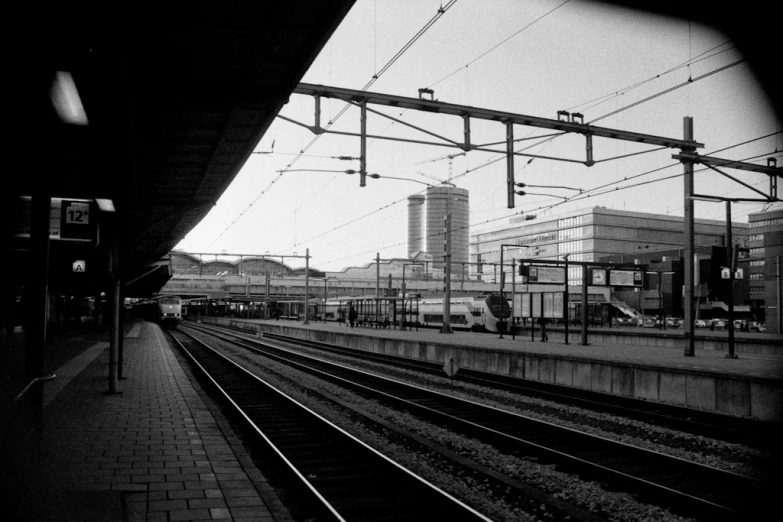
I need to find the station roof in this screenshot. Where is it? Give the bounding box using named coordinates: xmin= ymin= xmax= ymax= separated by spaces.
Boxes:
xmin=10 ymin=0 xmax=355 ymax=295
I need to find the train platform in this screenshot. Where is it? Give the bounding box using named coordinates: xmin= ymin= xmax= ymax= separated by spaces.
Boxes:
xmin=204 ymin=316 xmax=782 ymax=422
xmin=6 ymin=318 xmax=291 ymax=522
xmin=243 ymin=318 xmax=783 ymax=380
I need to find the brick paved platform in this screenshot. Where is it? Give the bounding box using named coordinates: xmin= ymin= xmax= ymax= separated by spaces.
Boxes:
xmin=10 ymin=319 xmax=291 ymax=522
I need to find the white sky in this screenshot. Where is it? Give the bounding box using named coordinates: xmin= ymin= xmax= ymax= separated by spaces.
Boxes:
xmin=175 ymin=0 xmax=782 ymax=272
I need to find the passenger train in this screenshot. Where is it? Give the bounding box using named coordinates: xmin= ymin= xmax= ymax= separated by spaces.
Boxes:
xmin=132 ymin=296 xmax=183 ymax=327
xmin=416 ymin=293 xmax=510 ymax=332
xmin=274 ymin=293 xmax=511 ymax=333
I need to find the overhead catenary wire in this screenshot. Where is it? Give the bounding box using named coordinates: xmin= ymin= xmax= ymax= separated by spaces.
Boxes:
xmin=307 ymin=134 xmax=781 ymax=267
xmin=207 ymin=0 xmax=459 ymax=249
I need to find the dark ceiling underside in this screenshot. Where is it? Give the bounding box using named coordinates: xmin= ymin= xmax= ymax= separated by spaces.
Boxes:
xmin=9 ymin=0 xmax=356 ymax=292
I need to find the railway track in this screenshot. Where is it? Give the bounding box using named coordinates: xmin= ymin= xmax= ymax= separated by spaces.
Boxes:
xmin=252 ymin=326 xmax=776 ymax=448
xmin=168 ymin=328 xmax=493 ymax=522
xmin=182 ymin=322 xmax=771 ymax=521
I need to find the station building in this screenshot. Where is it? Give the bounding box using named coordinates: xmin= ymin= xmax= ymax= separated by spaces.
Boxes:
xmin=470 ymin=206 xmax=758 ymax=324
xmin=748 ymin=208 xmax=783 ymax=333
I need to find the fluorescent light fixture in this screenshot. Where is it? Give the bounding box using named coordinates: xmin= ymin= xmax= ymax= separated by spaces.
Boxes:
xmin=95 ymin=198 xmax=116 ymax=212
xmin=51 ymin=71 xmax=88 ymax=125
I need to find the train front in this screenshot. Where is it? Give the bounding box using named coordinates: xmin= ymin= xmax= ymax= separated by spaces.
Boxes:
xmin=481 ymin=293 xmax=511 ymax=332
xmin=158 ymin=297 xmax=182 ymax=327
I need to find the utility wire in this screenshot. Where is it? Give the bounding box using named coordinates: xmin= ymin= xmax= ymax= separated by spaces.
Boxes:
xmin=588 ymin=59 xmax=745 ymax=124
xmin=428 ymin=0 xmax=573 ymax=89
xmin=569 ymin=41 xmax=735 ymax=114
xmin=312 ymin=135 xmax=782 ymax=267
xmin=207 ymin=1 xmax=459 ymax=249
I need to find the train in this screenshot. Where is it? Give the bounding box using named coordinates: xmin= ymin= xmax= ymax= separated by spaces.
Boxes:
xmin=416 ymin=293 xmax=510 ymax=332
xmin=273 ymin=293 xmax=511 ymax=332
xmin=131 ymin=296 xmax=183 ymax=327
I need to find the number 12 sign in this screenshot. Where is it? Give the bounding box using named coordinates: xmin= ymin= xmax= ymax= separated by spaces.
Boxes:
xmin=61 ymin=200 xmax=94 ymax=241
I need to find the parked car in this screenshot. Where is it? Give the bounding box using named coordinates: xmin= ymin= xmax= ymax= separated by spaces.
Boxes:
xmin=695 ymin=319 xmax=708 ymax=328
xmin=712 ymin=320 xmax=726 ymax=330
xmin=642 ymin=319 xmax=656 ymax=328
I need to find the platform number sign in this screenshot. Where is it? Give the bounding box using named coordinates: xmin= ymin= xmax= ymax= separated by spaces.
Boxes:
xmin=60 ymin=200 xmax=94 ymax=241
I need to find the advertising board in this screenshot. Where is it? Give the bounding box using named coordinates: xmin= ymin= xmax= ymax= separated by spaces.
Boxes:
xmin=526 ymin=266 xmax=566 ymax=284
xmin=609 ymin=269 xmax=644 ymax=287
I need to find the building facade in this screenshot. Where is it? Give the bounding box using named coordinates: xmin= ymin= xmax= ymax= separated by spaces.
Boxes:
xmin=747 ymin=208 xmax=783 ymax=333
xmin=471 ymin=206 xmax=748 ymax=283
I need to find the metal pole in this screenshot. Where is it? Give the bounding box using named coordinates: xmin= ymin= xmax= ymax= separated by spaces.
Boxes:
xmin=376 ymin=252 xmax=380 ymax=298
xmin=778 ymin=256 xmax=782 ymax=334
xmin=683 ymin=116 xmax=696 ymax=356
xmin=265 ymin=272 xmax=270 ymax=318
xmin=581 ymin=264 xmax=589 ymax=345
xmin=726 ymin=202 xmax=737 ymax=358
xmin=303 ymin=249 xmax=310 ymax=325
xmin=25 ymin=193 xmax=51 ymax=442
xmin=499 ymin=246 xmax=504 ymax=339
xmin=511 ymin=259 xmax=516 ymax=339
xmin=564 ymin=256 xmax=569 ymax=344
xmin=401 ymin=266 xmax=407 ymax=331
xmin=441 ymin=214 xmax=453 ymax=333
xmin=108 ymin=225 xmax=120 ymax=393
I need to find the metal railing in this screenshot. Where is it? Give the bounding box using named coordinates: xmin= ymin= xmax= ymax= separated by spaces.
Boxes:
xmin=13 ymin=374 xmax=56 ymax=403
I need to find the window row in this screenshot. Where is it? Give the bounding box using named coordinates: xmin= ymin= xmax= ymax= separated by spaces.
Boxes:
xmin=558 ymin=216 xmax=584 ymax=227
xmin=558 ymin=227 xmax=583 ymax=240
xmin=559 ymin=240 xmax=584 ymax=254
xmin=750 ymin=218 xmax=783 ymax=228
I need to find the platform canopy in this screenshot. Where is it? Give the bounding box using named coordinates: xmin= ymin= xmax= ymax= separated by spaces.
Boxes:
xmin=8 ymin=0 xmax=356 ymax=296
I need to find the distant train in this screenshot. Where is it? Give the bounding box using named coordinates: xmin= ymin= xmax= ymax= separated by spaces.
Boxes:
xmin=273 ymin=293 xmax=511 ymax=333
xmin=132 ymin=296 xmax=183 ymax=327
xmin=416 ymin=293 xmax=510 ymax=332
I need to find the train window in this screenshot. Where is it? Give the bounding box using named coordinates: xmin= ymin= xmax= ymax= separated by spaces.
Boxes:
xmin=159 ymin=297 xmax=181 ymax=305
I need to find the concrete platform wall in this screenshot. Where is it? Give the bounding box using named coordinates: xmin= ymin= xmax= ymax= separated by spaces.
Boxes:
xmin=207 ymin=318 xmax=782 ymax=422
xmin=514 ymin=327 xmax=783 ymax=356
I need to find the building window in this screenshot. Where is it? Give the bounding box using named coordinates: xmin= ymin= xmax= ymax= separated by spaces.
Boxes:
xmin=558 ymin=215 xmax=584 ymax=228
xmin=558 ymin=227 xmax=584 ymax=240
xmin=560 ymin=240 xmax=584 ymax=254
xmin=750 ymin=260 xmax=765 ymax=267
xmin=748 ymin=234 xmax=764 ymax=242
xmin=749 ymin=285 xmax=765 ymax=293
xmin=749 ymin=247 xmax=765 ymax=256
xmin=750 ymin=273 xmax=764 ymax=280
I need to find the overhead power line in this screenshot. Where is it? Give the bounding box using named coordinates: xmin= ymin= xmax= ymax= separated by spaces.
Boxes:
xmin=207 ymin=1 xmax=458 ymax=249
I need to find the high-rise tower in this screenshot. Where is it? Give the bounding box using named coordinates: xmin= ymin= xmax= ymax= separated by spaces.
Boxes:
xmin=425 ymin=186 xmax=469 ymax=272
xmin=407 ymin=195 xmax=425 ymax=257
